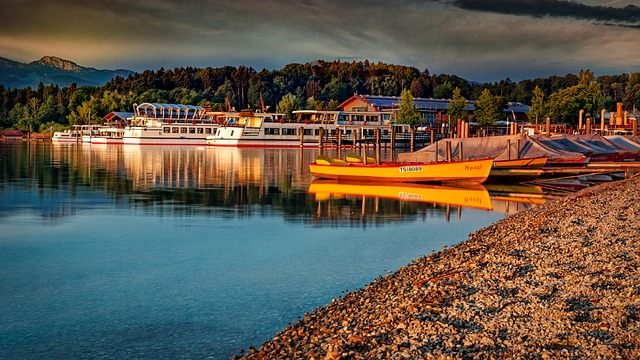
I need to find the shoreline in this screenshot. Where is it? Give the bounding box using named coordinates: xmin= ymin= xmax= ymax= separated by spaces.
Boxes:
xmin=238 ymin=176 xmax=640 ymax=359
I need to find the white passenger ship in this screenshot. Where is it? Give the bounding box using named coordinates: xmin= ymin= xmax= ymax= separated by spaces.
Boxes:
xmin=123 ymin=103 xmax=221 ymax=145
xmin=206 ymin=109 xmax=409 ymax=148
xmin=52 ymin=125 xmax=103 ymax=143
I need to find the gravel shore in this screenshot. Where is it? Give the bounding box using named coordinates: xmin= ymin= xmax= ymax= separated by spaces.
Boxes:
xmin=237 ymin=176 xmax=640 ymax=359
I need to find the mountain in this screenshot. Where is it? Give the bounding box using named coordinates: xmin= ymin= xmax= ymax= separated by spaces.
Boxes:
xmin=0 ymin=56 xmax=135 ymax=89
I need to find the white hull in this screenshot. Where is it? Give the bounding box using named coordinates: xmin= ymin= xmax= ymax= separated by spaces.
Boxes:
xmin=91 ymin=137 xmax=124 ymax=145
xmin=123 ymin=127 xmax=214 ymax=146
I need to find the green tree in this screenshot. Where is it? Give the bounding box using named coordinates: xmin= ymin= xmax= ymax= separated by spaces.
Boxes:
xmin=276 ymin=93 xmax=298 ymax=120
xmin=215 ymin=79 xmax=236 ymax=110
xmin=433 ymin=80 xmax=454 ymax=99
xmin=396 ymin=89 xmax=421 ymax=128
xmin=447 ymin=87 xmax=467 ymax=128
xmin=474 ymin=89 xmax=503 ymax=129
xmin=527 ymin=86 xmax=546 ymax=124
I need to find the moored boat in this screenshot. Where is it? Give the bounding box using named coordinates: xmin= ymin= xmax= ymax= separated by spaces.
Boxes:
xmin=492 ymin=156 xmax=548 ymax=169
xmin=309 ymin=157 xmax=493 ymax=183
xmin=123 ymin=103 xmax=220 ymax=145
xmin=206 ymin=109 xmax=410 ymax=148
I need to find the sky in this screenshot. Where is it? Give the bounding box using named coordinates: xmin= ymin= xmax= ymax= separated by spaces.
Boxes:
xmin=1 ymin=0 xmax=639 ymax=83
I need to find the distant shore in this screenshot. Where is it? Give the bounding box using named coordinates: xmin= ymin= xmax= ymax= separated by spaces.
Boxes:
xmin=237 ymin=176 xmax=640 ymax=359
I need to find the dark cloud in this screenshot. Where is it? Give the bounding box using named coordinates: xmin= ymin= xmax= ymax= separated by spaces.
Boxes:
xmin=448 ymin=0 xmax=640 ymax=25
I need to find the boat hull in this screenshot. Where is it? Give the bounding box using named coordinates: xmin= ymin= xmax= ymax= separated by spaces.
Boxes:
xmin=492 ymin=156 xmax=548 ymax=169
xmin=123 ymin=127 xmax=215 ymax=146
xmin=309 ymin=158 xmax=493 ymax=183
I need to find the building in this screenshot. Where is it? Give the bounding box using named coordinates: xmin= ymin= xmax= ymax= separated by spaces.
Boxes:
xmin=337 ymin=94 xmax=530 ymax=126
xmin=0 ymin=130 xmax=26 ymax=141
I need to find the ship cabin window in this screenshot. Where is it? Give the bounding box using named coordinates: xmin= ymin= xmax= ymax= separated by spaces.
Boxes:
xmin=172 ymin=127 xmax=179 ymax=133
xmin=180 ymin=128 xmax=187 ymax=134
xmin=163 ymin=127 xmax=170 ymax=133
xmin=282 ymin=128 xmax=296 ymax=136
xmin=205 ymin=128 xmax=212 ymax=134
xmin=189 ymin=128 xmax=196 ymax=134
xmin=303 ymin=129 xmax=313 ymax=136
xmin=197 ymin=128 xmax=204 ymax=134
xmin=265 ymin=128 xmax=280 ymax=135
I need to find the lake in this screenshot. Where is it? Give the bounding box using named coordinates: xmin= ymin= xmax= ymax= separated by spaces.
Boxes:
xmin=0 ymin=143 xmax=538 ymax=359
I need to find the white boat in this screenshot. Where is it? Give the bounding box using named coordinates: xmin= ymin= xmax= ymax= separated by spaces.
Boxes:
xmin=123 ymin=103 xmax=221 ymax=145
xmin=206 ymin=109 xmax=409 ymax=148
xmin=52 ymin=125 xmax=101 ymax=143
xmin=52 ymin=129 xmax=80 ymax=143
xmin=90 ymin=127 xmax=126 ymax=145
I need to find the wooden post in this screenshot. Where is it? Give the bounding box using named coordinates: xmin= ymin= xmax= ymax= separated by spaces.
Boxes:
xmin=390 ymin=126 xmax=396 ymax=148
xmin=578 ymin=109 xmax=584 ymax=132
xmin=633 ymin=118 xmax=638 ymax=136
xmin=410 ymin=128 xmax=415 ymax=152
xmin=375 ymin=128 xmax=380 ymax=153
xmin=435 ymin=141 xmax=439 ymax=163
xmin=507 ymin=139 xmax=511 ymax=160
xmin=337 ymin=128 xmax=342 ymax=148
xmin=545 ymin=118 xmax=551 ymax=137
xmin=430 ymin=129 xmax=434 ymax=145
xmin=459 ymin=142 xmax=464 ymax=161
xmin=600 ymin=109 xmax=606 ymax=133
xmin=516 ymin=138 xmax=520 ymax=159
xmin=446 ymin=141 xmax=452 ymax=162
xmin=464 ymin=122 xmax=469 ymax=138
xmin=610 ymin=112 xmax=615 ymax=126
xmin=299 ymin=127 xmax=304 ymax=148
xmin=585 ymin=117 xmax=591 ymax=135
xmin=353 ymin=129 xmax=358 ymax=149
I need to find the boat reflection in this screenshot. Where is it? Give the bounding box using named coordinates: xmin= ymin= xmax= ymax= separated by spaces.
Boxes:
xmin=2 ymin=143 xmax=557 ymax=224
xmin=308 ymin=180 xmax=555 ymax=221
xmin=309 ymin=180 xmax=492 ymax=210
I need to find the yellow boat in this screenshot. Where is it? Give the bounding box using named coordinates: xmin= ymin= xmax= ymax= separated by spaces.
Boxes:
xmin=492 ymin=156 xmax=548 ymax=169
xmin=309 ymin=156 xmax=493 ymax=184
xmin=308 ymin=180 xmax=492 ymax=210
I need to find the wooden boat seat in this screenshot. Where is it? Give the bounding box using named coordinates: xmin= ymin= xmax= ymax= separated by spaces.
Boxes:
xmin=345 ymin=151 xmax=376 ymax=164
xmin=315 ymin=155 xmax=350 ymax=166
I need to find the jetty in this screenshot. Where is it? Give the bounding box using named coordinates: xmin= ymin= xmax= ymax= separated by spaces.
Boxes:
xmin=237 ymin=175 xmax=640 ymax=359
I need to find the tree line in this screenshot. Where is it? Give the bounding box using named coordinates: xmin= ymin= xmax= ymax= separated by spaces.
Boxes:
xmin=1 ymin=59 xmax=639 ymax=133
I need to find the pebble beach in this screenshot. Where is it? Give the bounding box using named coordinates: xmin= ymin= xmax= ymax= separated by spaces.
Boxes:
xmin=237 ymin=176 xmax=640 ymax=359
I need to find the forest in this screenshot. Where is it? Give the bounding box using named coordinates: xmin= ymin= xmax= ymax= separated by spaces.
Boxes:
xmin=1 ymin=59 xmax=639 ymax=133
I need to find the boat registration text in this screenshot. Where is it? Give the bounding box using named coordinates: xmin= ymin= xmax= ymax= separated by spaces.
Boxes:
xmin=399 ymin=166 xmax=423 ymax=173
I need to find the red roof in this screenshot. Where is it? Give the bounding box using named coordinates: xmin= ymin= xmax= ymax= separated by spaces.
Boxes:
xmin=0 ymin=130 xmax=25 ymax=137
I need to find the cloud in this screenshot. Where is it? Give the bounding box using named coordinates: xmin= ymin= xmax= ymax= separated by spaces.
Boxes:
xmin=446 ymin=0 xmax=640 ymax=25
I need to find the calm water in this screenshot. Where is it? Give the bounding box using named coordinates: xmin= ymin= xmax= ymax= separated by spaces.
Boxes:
xmin=0 ymin=143 xmax=530 ymax=359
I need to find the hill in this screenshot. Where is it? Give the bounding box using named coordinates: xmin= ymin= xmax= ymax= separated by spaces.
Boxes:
xmin=0 ymin=56 xmax=134 ymax=89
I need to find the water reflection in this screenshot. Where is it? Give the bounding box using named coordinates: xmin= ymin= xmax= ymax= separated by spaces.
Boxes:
xmin=0 ymin=143 xmax=554 ymax=224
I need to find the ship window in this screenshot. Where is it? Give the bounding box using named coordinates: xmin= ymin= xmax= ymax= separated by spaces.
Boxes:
xmin=180 ymin=128 xmax=187 ymax=134
xmin=189 ymin=128 xmax=196 ymax=134
xmin=205 ymin=128 xmax=211 ymax=134
xmin=172 ymin=127 xmax=179 ymax=133
xmin=265 ymin=128 xmax=280 ymax=135
xmin=163 ymin=127 xmax=170 ymax=133
xmin=197 ymin=128 xmax=204 ymax=134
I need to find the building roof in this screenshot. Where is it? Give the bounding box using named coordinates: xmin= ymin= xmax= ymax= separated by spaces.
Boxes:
xmin=102 ymin=112 xmax=134 ymax=121
xmin=0 ymin=130 xmax=26 ymax=137
xmin=339 ymin=94 xmax=530 ymax=113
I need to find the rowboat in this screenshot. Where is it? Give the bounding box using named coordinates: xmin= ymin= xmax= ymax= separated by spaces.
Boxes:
xmin=308 ymin=180 xmax=492 ymax=210
xmin=309 ymin=156 xmax=493 ymax=183
xmin=492 ymin=156 xmax=548 ymax=169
